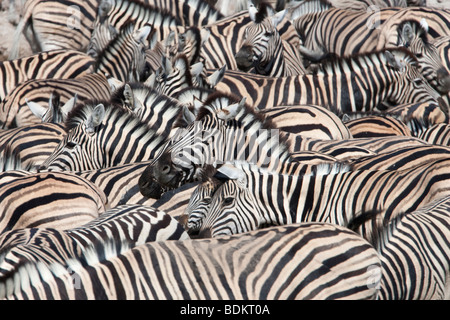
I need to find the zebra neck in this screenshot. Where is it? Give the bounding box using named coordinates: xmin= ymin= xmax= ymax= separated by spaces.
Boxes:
xmin=255 ymin=40 xmax=285 ymax=77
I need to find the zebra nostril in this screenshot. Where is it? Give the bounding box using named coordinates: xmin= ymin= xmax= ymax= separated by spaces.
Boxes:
xmin=162 ymin=165 xmax=171 ymax=174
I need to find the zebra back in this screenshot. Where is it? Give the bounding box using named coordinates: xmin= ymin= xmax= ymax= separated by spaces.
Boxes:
xmin=0 ymin=73 xmax=111 ymax=129
xmin=343 ymin=115 xmax=413 ymax=138
xmin=0 ymin=223 xmax=381 ymax=300
xmin=354 ymin=195 xmax=450 ymax=299
xmin=0 ymin=171 xmax=108 ymax=233
xmin=0 ymin=123 xmax=66 ymax=168
xmin=260 ymin=104 xmax=353 ymax=140
xmin=0 ymin=50 xmax=94 ymax=102
xmin=0 ymin=204 xmax=189 ymax=278
xmin=9 ymin=0 xmax=99 ymax=59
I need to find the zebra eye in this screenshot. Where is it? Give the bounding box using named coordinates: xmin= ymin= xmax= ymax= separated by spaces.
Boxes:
xmin=203 ymin=198 xmax=212 ymax=205
xmin=415 ymin=52 xmax=423 ymax=58
xmin=412 ymin=78 xmax=423 ymax=85
xmin=223 ymin=197 xmax=234 ymax=205
xmin=66 ymin=141 xmax=77 ymax=150
xmin=265 ymin=31 xmax=273 ymax=37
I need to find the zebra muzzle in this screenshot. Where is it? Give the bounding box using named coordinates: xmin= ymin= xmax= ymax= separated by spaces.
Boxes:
xmin=235 ymin=45 xmax=254 ymax=72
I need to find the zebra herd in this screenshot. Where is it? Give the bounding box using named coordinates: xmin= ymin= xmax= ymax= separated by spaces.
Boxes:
xmin=0 ymin=0 xmax=449 ymax=300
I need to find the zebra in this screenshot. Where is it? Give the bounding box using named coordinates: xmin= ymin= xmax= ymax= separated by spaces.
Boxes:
xmin=234 ymin=2 xmax=307 ymax=77
xmin=0 ymin=49 xmax=94 ymax=102
xmin=0 ymin=73 xmax=112 ymax=130
xmin=393 ymin=19 xmax=450 ymax=94
xmin=340 ymin=101 xmax=448 ymax=137
xmin=343 ymin=115 xmax=413 ymax=138
xmin=39 ymin=101 xmax=170 ymax=172
xmin=0 ymin=170 xmax=109 ymax=233
xmin=294 ymin=8 xmax=450 ymax=93
xmin=293 ymin=7 xmax=400 ymax=58
xmin=8 ymin=0 xmax=99 ymax=59
xmin=195 ymin=157 xmax=450 ymax=238
xmin=93 ymin=21 xmax=153 ymax=83
xmin=109 ymin=82 xmax=185 ymax=136
xmin=418 ymin=123 xmax=450 ymax=147
xmin=350 ymin=194 xmax=450 ymax=299
xmin=95 ymin=0 xmax=182 ymax=42
xmin=0 ymin=223 xmax=381 ymax=300
xmin=0 ymin=122 xmax=66 ymax=168
xmin=0 ymin=203 xmax=189 ymax=278
xmin=139 ymin=91 xmax=295 ymax=196
xmin=199 ymin=4 xmax=297 ymax=71
xmin=259 ymin=104 xmax=353 ymax=140
xmin=213 ymin=48 xmax=444 ymax=113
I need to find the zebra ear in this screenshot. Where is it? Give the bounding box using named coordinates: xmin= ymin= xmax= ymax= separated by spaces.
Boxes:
xmin=200 ymin=28 xmax=210 ymax=46
xmin=207 ymin=65 xmax=226 ymax=87
xmin=123 ymin=84 xmax=135 ymax=110
xmin=106 ymin=74 xmax=124 ymax=92
xmin=385 ymin=51 xmax=406 ymax=72
xmin=216 ymin=97 xmax=246 ymax=121
xmin=98 ymin=0 xmax=112 ymax=17
xmin=420 ymin=18 xmax=429 ymax=33
xmin=86 ymin=104 xmax=105 ymax=133
xmin=401 ymin=23 xmax=414 ymax=45
xmin=181 ymin=105 xmax=196 ymax=125
xmin=248 ymin=1 xmax=258 ymax=21
xmin=270 ymin=9 xmax=286 ymax=27
xmin=216 ymin=164 xmax=247 ymax=187
xmin=26 ymin=98 xmax=47 ymax=121
xmin=144 ymin=72 xmax=156 ymax=87
xmin=133 ymin=25 xmax=152 ymax=44
xmin=61 ymin=94 xmax=77 ymax=120
xmin=193 ymin=96 xmax=204 ymax=113
xmin=190 ymin=62 xmax=204 ymax=78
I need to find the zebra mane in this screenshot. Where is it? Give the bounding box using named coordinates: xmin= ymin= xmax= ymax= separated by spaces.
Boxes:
xmin=105 ymin=0 xmax=182 ymax=25
xmin=0 ymin=239 xmax=132 ymax=299
xmin=93 ymin=20 xmax=137 ymax=70
xmin=195 ymin=91 xmax=293 ymax=154
xmin=110 ymin=82 xmax=154 ymax=108
xmin=64 ymin=100 xmax=145 ymax=135
xmin=251 ymin=1 xmax=276 ymax=23
xmin=315 ymin=47 xmax=419 ymax=75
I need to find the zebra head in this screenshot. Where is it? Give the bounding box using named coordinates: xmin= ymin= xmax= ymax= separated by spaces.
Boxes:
xmin=397 ymin=19 xmax=450 ymax=94
xmin=40 ymin=101 xmax=165 ymax=171
xmin=196 ymin=162 xmax=263 ymax=238
xmin=145 ymin=54 xmax=204 ymax=97
xmin=140 ymin=91 xmax=288 ymax=197
xmin=235 ymin=2 xmax=286 ymax=74
xmin=182 ymin=166 xmax=224 ymax=234
xmin=95 ymin=22 xmax=153 ymax=83
xmin=383 ymin=49 xmax=445 ymax=109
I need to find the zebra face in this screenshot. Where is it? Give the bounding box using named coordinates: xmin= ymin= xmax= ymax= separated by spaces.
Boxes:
xmin=236 ymin=19 xmax=280 ymax=73
xmin=184 ymin=177 xmax=223 ymax=234
xmin=399 ymin=20 xmax=450 ymax=94
xmin=198 ymin=179 xmax=262 ymax=238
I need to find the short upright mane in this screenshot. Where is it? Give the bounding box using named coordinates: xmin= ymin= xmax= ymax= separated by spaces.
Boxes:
xmin=315 ymin=47 xmax=419 ymax=75
xmin=194 ymin=91 xmax=292 ymax=158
